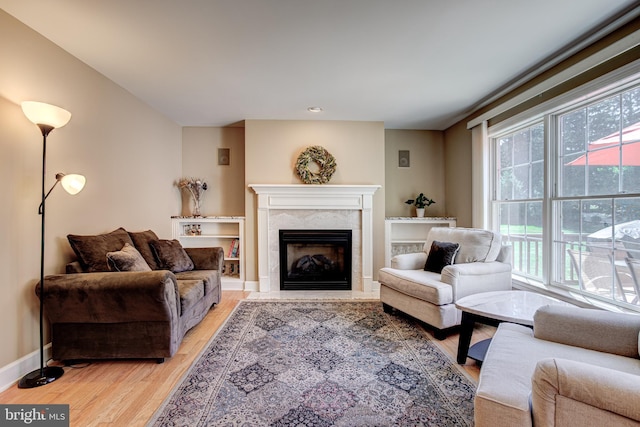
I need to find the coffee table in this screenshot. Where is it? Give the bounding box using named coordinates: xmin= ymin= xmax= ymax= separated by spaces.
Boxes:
xmin=455 ymin=290 xmax=572 ymax=364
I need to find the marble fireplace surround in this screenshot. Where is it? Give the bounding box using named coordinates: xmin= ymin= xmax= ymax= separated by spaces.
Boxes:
xmin=249 ymin=184 xmax=381 ymax=293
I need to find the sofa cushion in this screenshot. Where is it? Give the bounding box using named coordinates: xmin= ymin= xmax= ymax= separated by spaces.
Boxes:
xmin=177 ymin=279 xmax=205 ymax=315
xmin=378 ymin=267 xmax=453 ymax=305
xmin=106 ymin=243 xmax=151 ymax=272
xmin=424 ymin=241 xmax=460 ymax=273
xmin=175 ymin=270 xmax=220 ymax=296
xmin=424 ymin=227 xmax=502 ymax=264
xmin=67 ymin=227 xmax=135 ymax=272
xmin=128 ymin=230 xmax=161 ymax=270
xmin=150 ymin=239 xmax=194 ymax=273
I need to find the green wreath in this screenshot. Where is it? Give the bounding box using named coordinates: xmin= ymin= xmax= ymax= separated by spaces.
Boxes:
xmin=295 ymin=146 xmax=337 ymax=184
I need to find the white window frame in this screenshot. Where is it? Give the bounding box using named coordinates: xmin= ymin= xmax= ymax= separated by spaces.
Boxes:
xmin=486 ymin=59 xmax=640 ymax=310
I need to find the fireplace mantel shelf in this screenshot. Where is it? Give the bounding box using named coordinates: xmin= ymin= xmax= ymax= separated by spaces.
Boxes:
xmin=249 ymin=184 xmax=380 ymax=195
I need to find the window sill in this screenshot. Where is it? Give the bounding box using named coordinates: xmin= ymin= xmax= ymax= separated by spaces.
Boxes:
xmin=511 ymin=275 xmax=640 ymax=315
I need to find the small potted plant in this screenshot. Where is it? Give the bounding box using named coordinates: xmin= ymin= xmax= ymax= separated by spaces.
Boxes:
xmin=405 ymin=193 xmax=435 ymax=217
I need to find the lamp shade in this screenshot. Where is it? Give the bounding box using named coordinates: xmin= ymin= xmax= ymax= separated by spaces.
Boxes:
xmin=21 ymin=101 xmax=72 ymax=129
xmin=59 ymin=174 xmax=86 ymax=195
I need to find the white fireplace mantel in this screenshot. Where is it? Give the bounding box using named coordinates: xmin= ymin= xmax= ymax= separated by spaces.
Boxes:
xmin=249 ymin=184 xmax=381 ymax=293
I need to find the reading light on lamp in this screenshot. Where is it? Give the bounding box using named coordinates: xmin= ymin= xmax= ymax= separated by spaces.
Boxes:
xmin=59 ymin=173 xmax=86 ymax=195
xmin=38 ymin=173 xmax=86 ymax=215
xmin=19 ymin=101 xmax=84 ymax=389
xmin=21 ymin=101 xmax=72 ymax=135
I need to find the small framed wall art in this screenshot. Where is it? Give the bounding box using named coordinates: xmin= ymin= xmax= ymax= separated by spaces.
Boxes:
xmin=218 ymin=148 xmax=230 ymax=166
xmin=398 ymin=150 xmax=410 ymax=168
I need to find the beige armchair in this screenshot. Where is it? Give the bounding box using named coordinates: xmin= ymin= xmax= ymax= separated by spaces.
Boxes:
xmin=378 ymin=227 xmax=512 ymax=339
xmin=532 ymin=358 xmax=640 ymax=426
xmin=475 ymin=305 xmax=640 ymax=427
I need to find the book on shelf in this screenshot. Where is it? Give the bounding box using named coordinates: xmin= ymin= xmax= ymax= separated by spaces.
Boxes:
xmin=228 ymin=239 xmax=240 ymax=258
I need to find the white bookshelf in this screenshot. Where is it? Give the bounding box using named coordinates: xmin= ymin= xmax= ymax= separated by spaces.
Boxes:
xmin=171 ymin=216 xmax=245 ymax=289
xmin=384 ymin=217 xmax=457 ymax=266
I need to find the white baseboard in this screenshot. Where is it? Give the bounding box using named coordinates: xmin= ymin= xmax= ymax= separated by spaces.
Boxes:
xmin=221 ymin=282 xmax=244 ymax=291
xmin=0 ymin=344 xmax=52 ymax=392
xmin=243 ymin=281 xmax=259 ymax=292
xmin=220 ymin=281 xmax=259 ymax=292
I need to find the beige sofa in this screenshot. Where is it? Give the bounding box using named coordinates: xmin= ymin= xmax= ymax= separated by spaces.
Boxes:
xmin=475 ymin=305 xmax=640 ymax=426
xmin=378 ymin=227 xmax=512 ymax=338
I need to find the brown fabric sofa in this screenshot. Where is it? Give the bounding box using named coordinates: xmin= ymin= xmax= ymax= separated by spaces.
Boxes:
xmin=37 ymin=227 xmax=223 ymax=363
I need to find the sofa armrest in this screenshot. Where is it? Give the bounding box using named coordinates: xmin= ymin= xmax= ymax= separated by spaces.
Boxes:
xmin=532 ymin=358 xmax=640 ymax=426
xmin=184 ymin=247 xmax=224 ymax=271
xmin=37 ymin=271 xmax=180 ymax=323
xmin=441 ymin=261 xmax=513 ymax=300
xmin=390 ymin=252 xmax=427 ymax=270
xmin=534 ymin=305 xmax=640 ymax=358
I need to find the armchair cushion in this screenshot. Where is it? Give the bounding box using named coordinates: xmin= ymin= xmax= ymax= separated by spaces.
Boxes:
xmin=424 ymin=227 xmax=502 ymax=263
xmin=534 ymin=305 xmax=640 ymax=359
xmin=150 ymin=239 xmax=194 ymax=273
xmin=67 ymin=227 xmax=135 ymax=272
xmin=378 ymin=268 xmax=453 ymax=305
xmin=106 ymin=243 xmax=151 ymax=272
xmin=391 ymin=252 xmax=427 ymax=270
xmin=424 ymin=241 xmax=459 ymax=273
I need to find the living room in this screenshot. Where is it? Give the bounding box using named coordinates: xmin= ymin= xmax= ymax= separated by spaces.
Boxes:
xmin=2 ymin=2 xmax=640 ymax=425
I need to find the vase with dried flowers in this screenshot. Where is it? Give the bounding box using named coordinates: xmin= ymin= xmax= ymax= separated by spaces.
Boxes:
xmin=177 ymin=178 xmax=208 ymax=216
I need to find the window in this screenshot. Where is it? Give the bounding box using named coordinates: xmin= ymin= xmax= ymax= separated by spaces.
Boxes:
xmin=490 ymin=75 xmax=640 ymax=309
xmin=554 ymin=86 xmax=640 ymax=306
xmin=494 ymin=122 xmax=544 ymax=280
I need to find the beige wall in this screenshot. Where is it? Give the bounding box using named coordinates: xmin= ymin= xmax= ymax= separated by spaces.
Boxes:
xmin=0 ymin=11 xmax=181 ymax=369
xmin=0 ymin=8 xmax=475 ymax=375
xmin=244 ymin=120 xmax=386 ymax=283
xmin=181 ymin=127 xmax=245 ymax=216
xmin=384 ymin=129 xmax=447 ymax=217
xmin=443 ymin=121 xmax=473 ymax=227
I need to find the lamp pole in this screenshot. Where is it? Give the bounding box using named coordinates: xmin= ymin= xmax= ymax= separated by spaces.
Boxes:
xmin=18 ymin=100 xmax=73 ymax=389
xmin=19 ymin=124 xmax=65 ymax=388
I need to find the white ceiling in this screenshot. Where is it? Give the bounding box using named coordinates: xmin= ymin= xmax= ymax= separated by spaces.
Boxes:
xmin=1 ymin=0 xmax=638 ymax=130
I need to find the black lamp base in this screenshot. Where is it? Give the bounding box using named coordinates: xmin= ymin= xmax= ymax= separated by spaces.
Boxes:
xmin=18 ymin=366 xmax=64 ymax=389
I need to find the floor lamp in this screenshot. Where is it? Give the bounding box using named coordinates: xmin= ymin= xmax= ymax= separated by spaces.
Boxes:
xmin=18 ymin=101 xmax=86 ymax=389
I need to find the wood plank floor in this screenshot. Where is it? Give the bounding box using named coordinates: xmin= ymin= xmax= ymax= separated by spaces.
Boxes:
xmin=0 ymin=291 xmax=495 ymax=426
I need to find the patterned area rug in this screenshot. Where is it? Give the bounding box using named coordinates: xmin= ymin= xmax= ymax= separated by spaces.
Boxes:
xmin=148 ymin=301 xmax=475 ymax=426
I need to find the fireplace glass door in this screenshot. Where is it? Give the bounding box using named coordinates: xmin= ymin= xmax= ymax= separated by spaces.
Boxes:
xmin=279 ymin=229 xmax=352 ymax=290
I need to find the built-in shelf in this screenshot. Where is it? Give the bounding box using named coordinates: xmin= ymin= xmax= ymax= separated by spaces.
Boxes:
xmin=385 ymin=217 xmax=457 ymax=266
xmin=171 ymin=216 xmax=245 ymax=290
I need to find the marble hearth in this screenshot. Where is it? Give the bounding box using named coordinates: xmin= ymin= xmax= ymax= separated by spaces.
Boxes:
xmin=249 ymin=184 xmax=380 ymax=293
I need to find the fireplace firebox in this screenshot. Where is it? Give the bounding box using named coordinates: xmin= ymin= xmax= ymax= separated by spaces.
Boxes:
xmin=279 ymin=229 xmax=352 ymax=291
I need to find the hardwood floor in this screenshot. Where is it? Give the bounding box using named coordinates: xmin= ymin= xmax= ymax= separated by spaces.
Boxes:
xmin=0 ymin=291 xmax=494 ymax=426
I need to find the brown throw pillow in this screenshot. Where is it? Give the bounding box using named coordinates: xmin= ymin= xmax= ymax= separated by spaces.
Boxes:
xmin=67 ymin=227 xmax=134 ymax=272
xmin=106 ymin=243 xmax=152 ymax=272
xmin=424 ymin=241 xmax=460 ymax=273
xmin=128 ymin=230 xmax=161 ymax=270
xmin=150 ymin=239 xmax=194 ymax=273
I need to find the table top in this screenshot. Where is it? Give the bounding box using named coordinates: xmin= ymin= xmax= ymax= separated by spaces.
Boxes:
xmin=455 ymin=290 xmax=573 ymax=326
